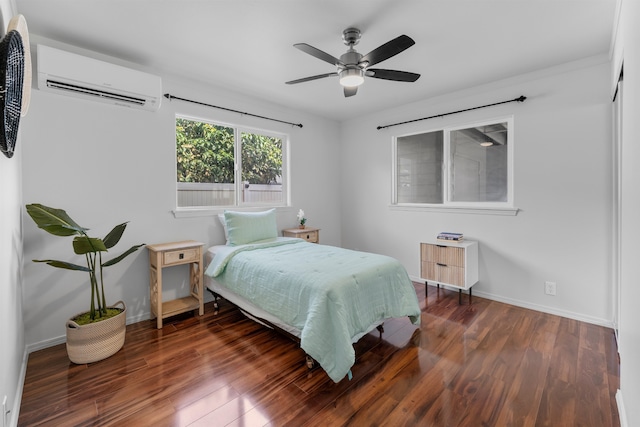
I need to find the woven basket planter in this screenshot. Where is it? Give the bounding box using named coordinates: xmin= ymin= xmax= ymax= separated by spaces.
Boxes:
xmin=66 ymin=300 xmax=126 ymax=364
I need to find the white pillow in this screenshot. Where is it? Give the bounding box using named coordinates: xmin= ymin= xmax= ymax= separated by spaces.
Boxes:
xmin=218 ymin=213 xmax=229 ymax=244
xmin=223 ymin=209 xmax=277 ymax=246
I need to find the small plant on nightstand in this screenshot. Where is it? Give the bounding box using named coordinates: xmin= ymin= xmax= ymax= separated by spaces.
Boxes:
xmin=297 ymin=209 xmax=307 ymax=229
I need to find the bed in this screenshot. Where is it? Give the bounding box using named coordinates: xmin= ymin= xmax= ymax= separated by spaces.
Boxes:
xmin=204 ymin=209 xmax=421 ymax=383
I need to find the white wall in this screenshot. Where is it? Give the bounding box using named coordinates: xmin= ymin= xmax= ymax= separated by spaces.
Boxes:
xmin=0 ymin=1 xmax=24 ymax=426
xmin=20 ymin=40 xmax=342 ymax=350
xmin=340 ymin=57 xmax=613 ymax=326
xmin=619 ymin=0 xmax=640 ymax=425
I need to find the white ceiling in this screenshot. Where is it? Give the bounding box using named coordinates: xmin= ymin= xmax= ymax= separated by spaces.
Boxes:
xmin=15 ymin=0 xmax=617 ymax=121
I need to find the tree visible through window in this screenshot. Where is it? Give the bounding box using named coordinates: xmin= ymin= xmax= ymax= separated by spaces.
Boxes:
xmin=176 ymin=117 xmax=286 ymax=207
xmin=176 ymin=118 xmax=235 ymax=184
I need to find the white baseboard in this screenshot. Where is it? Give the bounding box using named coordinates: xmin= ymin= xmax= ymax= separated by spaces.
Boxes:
xmin=25 ymin=335 xmax=66 ymax=354
xmin=411 ymin=277 xmax=614 ymax=328
xmin=616 ymin=389 xmax=628 ymax=427
xmin=473 ymin=289 xmax=613 ymax=328
xmin=9 ymin=349 xmax=28 ymax=427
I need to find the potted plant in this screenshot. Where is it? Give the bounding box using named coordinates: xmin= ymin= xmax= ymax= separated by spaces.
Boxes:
xmin=26 ymin=203 xmax=145 ymax=364
xmin=297 ymin=208 xmax=307 ymax=229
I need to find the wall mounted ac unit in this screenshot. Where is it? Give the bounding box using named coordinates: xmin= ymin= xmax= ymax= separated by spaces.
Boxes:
xmin=37 ymin=45 xmax=162 ymax=112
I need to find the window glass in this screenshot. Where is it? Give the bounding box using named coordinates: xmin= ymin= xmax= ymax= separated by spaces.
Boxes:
xmin=393 ymin=118 xmax=512 ymax=207
xmin=450 ymin=122 xmax=508 ymax=202
xmin=240 ymin=131 xmax=283 ymax=204
xmin=396 ymin=131 xmax=443 ymax=203
xmin=176 ymin=117 xmax=286 ymax=208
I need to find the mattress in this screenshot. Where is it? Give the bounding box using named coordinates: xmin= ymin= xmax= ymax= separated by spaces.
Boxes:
xmin=205 ymin=244 xmax=303 ymax=337
xmin=204 ymin=238 xmax=421 ymax=382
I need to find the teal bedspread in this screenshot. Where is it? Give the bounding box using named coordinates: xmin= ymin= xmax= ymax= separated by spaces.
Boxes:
xmin=205 ymin=237 xmax=421 ymax=382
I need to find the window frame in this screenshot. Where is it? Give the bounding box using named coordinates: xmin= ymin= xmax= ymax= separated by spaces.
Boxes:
xmin=173 ymin=114 xmax=290 ymax=215
xmin=391 ymin=116 xmax=517 ymax=215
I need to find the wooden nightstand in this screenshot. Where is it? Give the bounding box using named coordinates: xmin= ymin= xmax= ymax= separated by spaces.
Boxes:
xmin=420 ymin=240 xmax=478 ymax=304
xmin=282 ymin=227 xmax=320 ymax=243
xmin=146 ymin=240 xmax=205 ymax=328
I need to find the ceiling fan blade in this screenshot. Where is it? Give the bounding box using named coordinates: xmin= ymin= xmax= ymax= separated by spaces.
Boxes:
xmin=367 ymin=69 xmax=420 ymax=82
xmin=294 ymin=43 xmax=342 ymax=66
xmin=344 ymin=86 xmax=358 ymax=97
xmin=360 ymin=35 xmax=415 ymax=67
xmin=286 ymin=72 xmax=338 ymax=85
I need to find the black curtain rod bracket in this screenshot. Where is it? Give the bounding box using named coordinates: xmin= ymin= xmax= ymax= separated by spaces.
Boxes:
xmin=377 ymin=95 xmax=526 ymax=130
xmin=164 ymin=93 xmax=303 ymax=128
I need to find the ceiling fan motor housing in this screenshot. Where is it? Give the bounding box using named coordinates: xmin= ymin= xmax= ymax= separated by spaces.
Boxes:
xmin=340 ymin=50 xmax=363 ymax=67
xmin=342 ymin=28 xmax=361 ymax=46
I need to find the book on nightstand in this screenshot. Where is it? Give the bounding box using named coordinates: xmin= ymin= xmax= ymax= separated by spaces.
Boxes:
xmin=437 ymin=232 xmax=463 ymax=242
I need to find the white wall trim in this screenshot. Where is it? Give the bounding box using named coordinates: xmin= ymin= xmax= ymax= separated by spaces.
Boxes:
xmin=25 ymin=335 xmax=66 ymax=354
xmin=616 ymin=389 xmax=628 ymax=427
xmin=172 ymin=205 xmax=295 ymax=218
xmin=411 ymin=277 xmax=614 ymax=328
xmin=473 ymin=289 xmax=614 ymax=328
xmin=390 ymin=204 xmax=519 ymax=216
xmin=9 ymin=349 xmax=28 ymax=427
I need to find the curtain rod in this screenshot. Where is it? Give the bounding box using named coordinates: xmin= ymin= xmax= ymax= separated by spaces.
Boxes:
xmin=376 ymin=95 xmax=526 ymax=130
xmin=163 ymin=93 xmax=304 ymax=128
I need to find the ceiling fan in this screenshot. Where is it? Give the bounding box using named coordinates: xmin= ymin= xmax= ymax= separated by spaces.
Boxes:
xmin=285 ymin=27 xmax=420 ymax=97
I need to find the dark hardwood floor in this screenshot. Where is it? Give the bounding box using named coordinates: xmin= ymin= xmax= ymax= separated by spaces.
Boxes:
xmin=18 ymin=283 xmax=620 ymax=426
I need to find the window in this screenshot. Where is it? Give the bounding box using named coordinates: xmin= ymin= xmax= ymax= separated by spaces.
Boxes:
xmin=393 ymin=117 xmax=513 ymax=210
xmin=175 ymin=116 xmax=288 ymax=208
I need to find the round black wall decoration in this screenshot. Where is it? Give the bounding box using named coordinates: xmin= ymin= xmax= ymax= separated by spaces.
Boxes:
xmin=8 ymin=14 xmax=31 ymax=116
xmin=0 ymin=29 xmax=24 ymax=159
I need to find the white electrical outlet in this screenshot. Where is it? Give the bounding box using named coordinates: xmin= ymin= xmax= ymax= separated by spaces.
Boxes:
xmin=545 ymin=281 xmax=556 ymax=296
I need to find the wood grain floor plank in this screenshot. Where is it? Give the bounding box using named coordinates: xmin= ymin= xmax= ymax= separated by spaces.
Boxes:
xmin=546 ymin=317 xmax=580 ymax=384
xmin=535 ymin=377 xmax=577 ymax=427
xmin=171 ymin=384 xmax=241 ymax=426
xmin=98 ymin=397 xmax=177 ymax=427
xmin=381 ymin=356 xmax=462 ymax=424
xmin=18 ymin=283 xmax=620 ymax=427
xmin=416 ymin=388 xmax=469 ymax=427
xmin=494 ymin=347 xmax=549 ymax=427
xmin=575 ymin=346 xmax=615 ymax=427
xmin=15 ymin=397 xmax=98 ymax=427
xmin=605 ymin=327 xmax=621 ymax=424
xmin=345 ymin=392 xmax=400 ymax=426
xmin=185 ymin=394 xmax=268 ymax=427
xmin=456 ymin=374 xmax=507 ymax=427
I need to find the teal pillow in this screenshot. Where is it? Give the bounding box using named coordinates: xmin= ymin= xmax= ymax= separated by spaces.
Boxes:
xmin=224 ymin=209 xmax=277 ymax=245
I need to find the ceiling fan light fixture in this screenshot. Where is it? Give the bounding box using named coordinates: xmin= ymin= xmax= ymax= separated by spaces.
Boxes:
xmin=339 ymin=68 xmax=364 ymax=87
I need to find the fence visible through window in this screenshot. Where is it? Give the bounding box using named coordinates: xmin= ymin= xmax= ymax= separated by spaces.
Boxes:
xmin=177 ymin=182 xmax=282 ymax=207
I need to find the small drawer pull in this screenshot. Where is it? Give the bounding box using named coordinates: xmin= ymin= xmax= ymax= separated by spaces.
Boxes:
xmin=437 ymin=263 xmax=447 ymax=267
xmin=164 ymin=248 xmax=198 ymax=264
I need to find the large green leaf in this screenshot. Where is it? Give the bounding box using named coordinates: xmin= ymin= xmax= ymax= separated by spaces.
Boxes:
xmin=32 ymin=259 xmax=91 ymax=272
xmin=26 ymin=204 xmax=88 ymax=237
xmin=102 ymin=244 xmax=145 ymax=267
xmin=72 ymin=236 xmax=107 ymax=255
xmin=103 ymin=222 xmax=128 ymax=249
